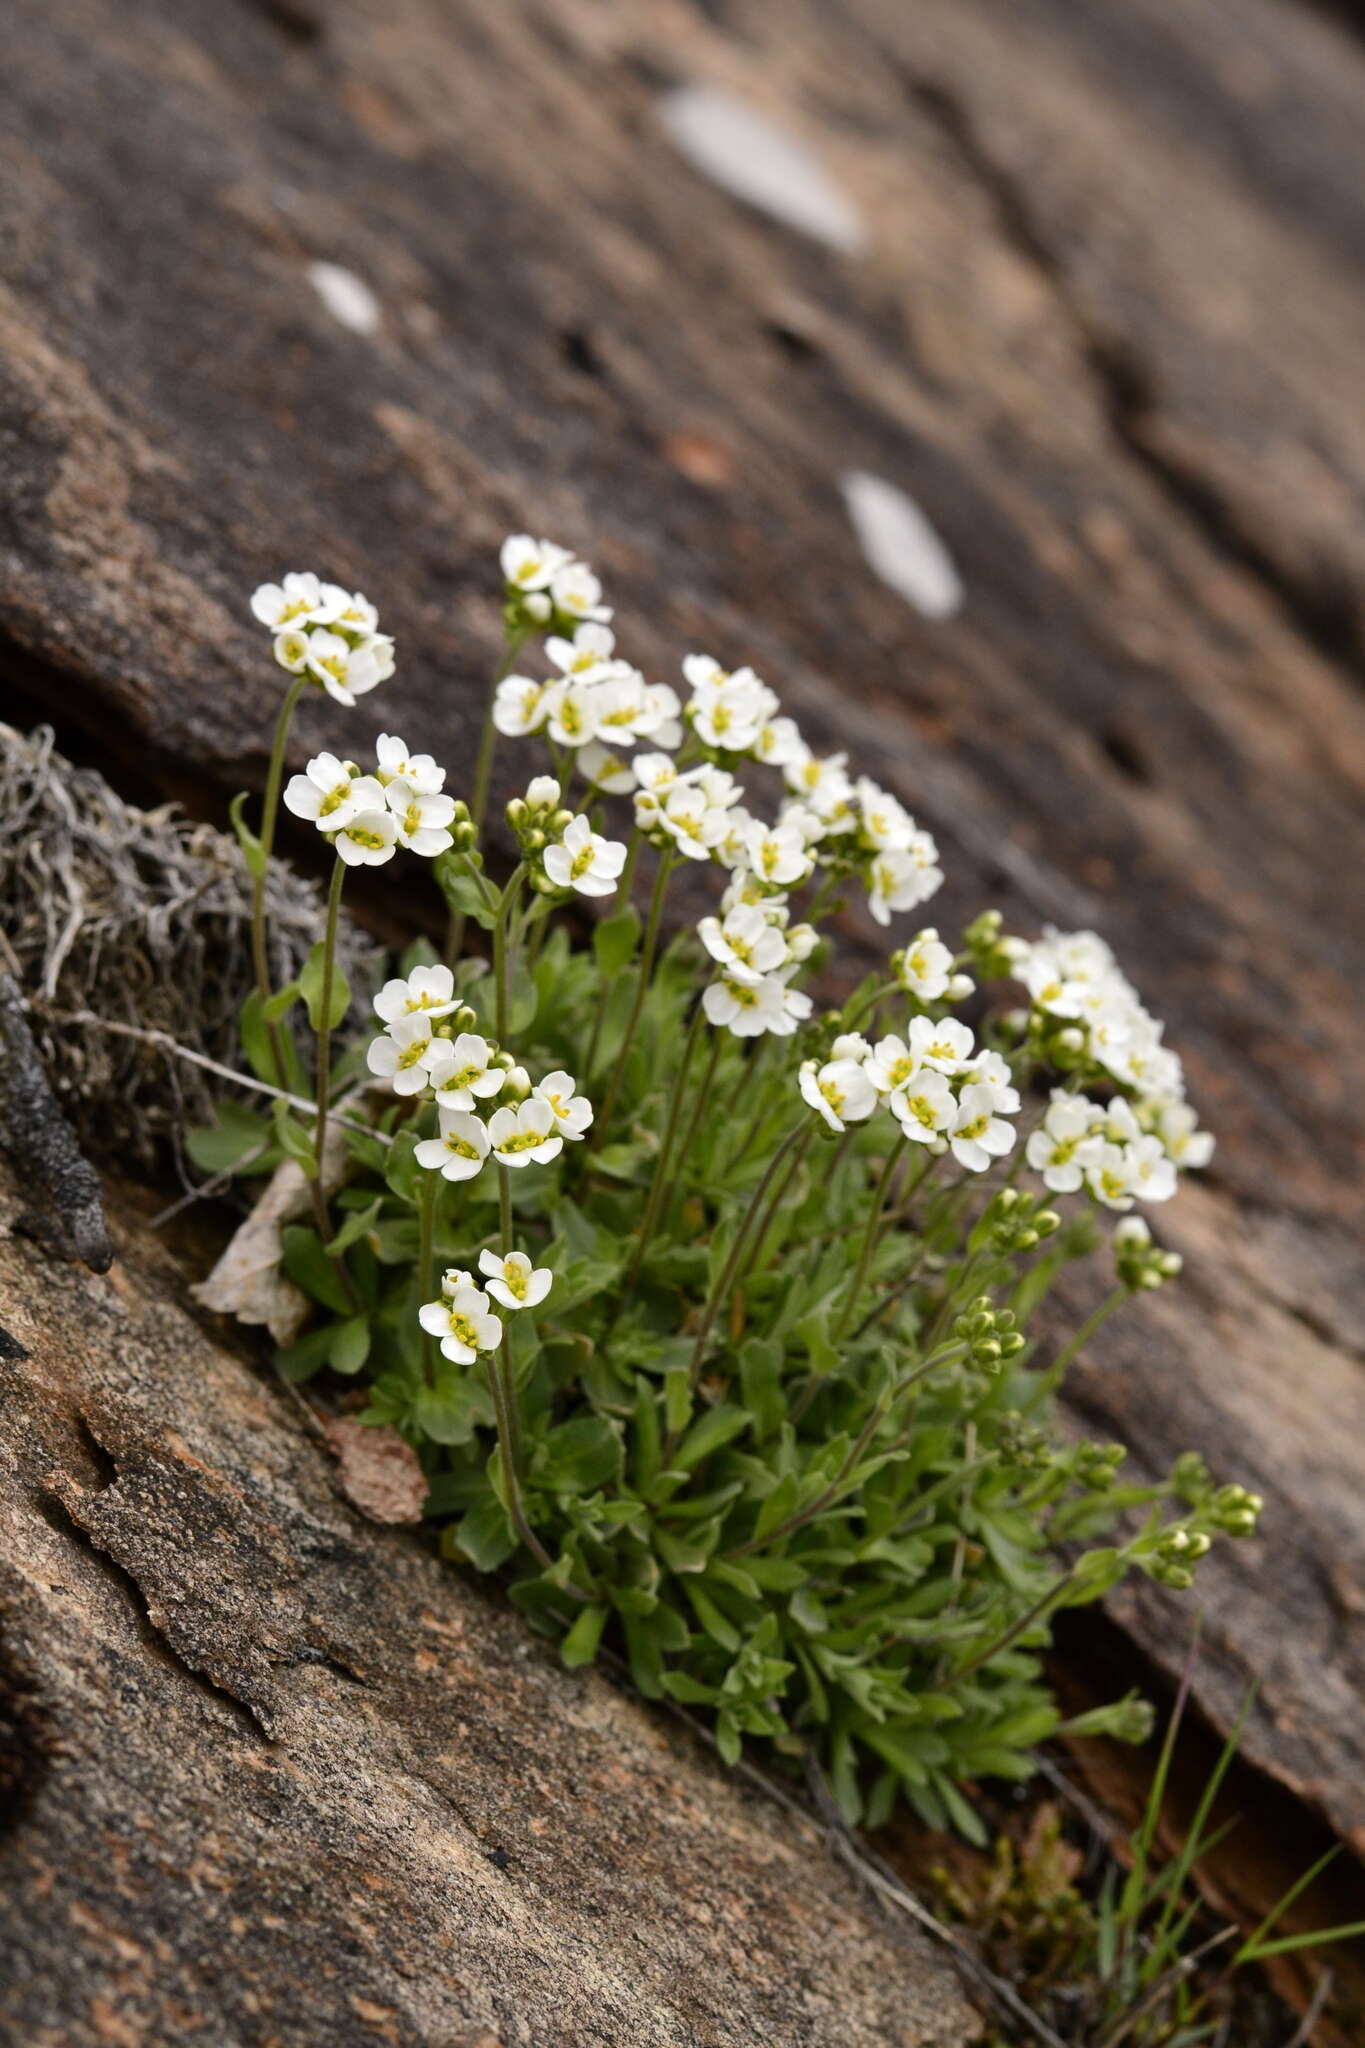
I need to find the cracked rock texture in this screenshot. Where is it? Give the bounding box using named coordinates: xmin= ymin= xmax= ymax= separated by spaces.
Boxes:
xmin=1 ymin=0 xmax=1364 ymax=2020
xmin=0 ymin=1164 xmax=979 ymax=2046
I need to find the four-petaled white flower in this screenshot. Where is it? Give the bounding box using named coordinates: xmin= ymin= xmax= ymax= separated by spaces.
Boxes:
xmin=697 ymin=904 xmax=788 ymax=986
xmin=375 ymin=733 xmax=444 ymax=793
xmin=367 ymin=1014 xmax=455 ymax=1094
xmin=374 ymin=963 xmax=458 ymax=1024
xmin=493 ymin=674 xmax=552 ymax=737
xmin=949 ymin=1084 xmax=1017 ymax=1173
xmin=283 ymin=754 xmax=384 ymax=831
xmin=897 ymin=928 xmax=955 ymax=1002
xmin=547 ymin=622 xmax=617 ymax=678
xmin=799 ymin=1057 xmax=879 ymax=1132
xmin=891 ymin=1069 xmax=955 ymax=1144
xmin=743 ymin=822 xmax=812 ymax=888
xmin=433 ymin=1033 xmax=506 ymax=1112
xmin=487 ymin=1098 xmax=563 ymax=1166
xmin=418 ymin=1282 xmax=502 ymax=1363
xmin=478 ymin=1248 xmax=554 ymax=1311
xmin=414 ymin=1109 xmax=492 ymax=1182
xmin=251 ymin=573 xmax=334 ymax=630
xmin=551 ymin=560 xmax=611 ymax=623
xmin=384 ymin=775 xmax=456 ymax=857
xmin=906 ymin=1015 xmax=974 ymax=1073
xmin=867 ymin=839 xmax=943 ymax=926
xmin=305 ymin=628 xmax=386 ymax=706
xmin=543 ymin=815 xmax=627 ymax=897
xmin=534 ymin=1070 xmax=593 ymax=1139
xmin=1086 ymin=1142 xmax=1137 ymax=1211
xmin=501 ymin=534 xmax=572 ymax=592
xmin=703 ymin=973 xmax=811 ymax=1038
xmin=334 ymin=808 xmax=398 ymax=866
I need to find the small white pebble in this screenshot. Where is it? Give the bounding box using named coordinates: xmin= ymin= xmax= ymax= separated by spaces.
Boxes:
xmin=659 ymin=86 xmax=864 ymax=254
xmin=307 ymin=261 xmax=381 ymax=336
xmin=841 ymin=471 xmax=964 ymax=620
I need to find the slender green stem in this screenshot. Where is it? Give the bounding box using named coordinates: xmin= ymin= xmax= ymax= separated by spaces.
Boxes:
xmin=838 ymin=978 xmax=899 ymax=1036
xmin=1038 ymin=1285 xmax=1128 ymax=1393
xmin=949 ymin=1562 xmax=1084 ymax=1686
xmin=663 ymin=1031 xmax=722 ymax=1230
xmin=834 ymin=1135 xmax=906 ymax=1342
xmin=589 ymin=851 xmax=674 ymax=1143
xmin=310 ymin=855 xmax=348 ymax=1251
xmin=249 ymin=674 xmax=308 ymax=1084
xmin=492 ymin=868 xmax=526 ymax=1044
xmin=447 ymin=635 xmax=527 ymax=962
xmin=745 ymin=1124 xmax=818 ymax=1278
xmin=678 ymin=1124 xmax=806 ymax=1407
xmin=626 ymin=1000 xmax=705 ymax=1289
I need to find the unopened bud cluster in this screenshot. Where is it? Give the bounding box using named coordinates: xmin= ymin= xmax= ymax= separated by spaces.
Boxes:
xmin=1113 ymin=1215 xmax=1182 ymax=1291
xmin=987 ymin=1187 xmax=1062 ymax=1253
xmin=952 ymin=1296 xmax=1027 ymax=1373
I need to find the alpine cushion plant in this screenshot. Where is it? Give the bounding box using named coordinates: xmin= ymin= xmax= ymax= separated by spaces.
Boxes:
xmin=207 ymin=537 xmax=1263 ymax=1841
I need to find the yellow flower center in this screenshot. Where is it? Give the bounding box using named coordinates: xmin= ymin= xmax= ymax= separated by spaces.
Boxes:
xmin=904 ymin=1093 xmax=938 ymax=1131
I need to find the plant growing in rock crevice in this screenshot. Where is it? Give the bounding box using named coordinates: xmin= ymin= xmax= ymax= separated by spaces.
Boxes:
xmin=198 ymin=540 xmax=1262 ymax=1837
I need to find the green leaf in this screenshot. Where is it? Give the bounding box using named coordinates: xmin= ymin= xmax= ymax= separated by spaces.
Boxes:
xmin=274 ymin=1324 xmax=335 ymax=1384
xmin=229 ymin=791 xmax=267 ymax=879
xmin=593 ymin=907 xmax=640 ymax=976
xmin=239 ymin=989 xmax=306 ymax=1095
xmin=664 ymin=1365 xmax=693 ymax=1437
xmin=184 ymin=1101 xmax=273 ymax=1176
xmin=560 ymin=1604 xmax=608 ymax=1670
xmin=739 ymin=1338 xmax=785 ymax=1440
xmin=326 ymin=1197 xmax=384 ymax=1258
xmin=300 ymin=940 xmax=351 ymax=1033
xmin=672 ymin=1403 xmax=750 ymax=1473
xmin=436 ymin=858 xmax=498 ymax=932
xmin=534 ymin=1417 xmax=622 ymax=1495
xmin=280 ymin=1225 xmax=352 ymax=1313
xmin=455 ymin=1494 xmax=517 ymax=1571
xmin=261 ymin=979 xmax=302 ymax=1025
xmin=327 ymin=1315 xmax=372 ymax=1375
xmin=272 ymin=1099 xmax=319 ymax=1179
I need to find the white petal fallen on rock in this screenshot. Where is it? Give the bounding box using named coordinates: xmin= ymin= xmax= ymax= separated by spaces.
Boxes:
xmin=307 ymin=261 xmax=382 ymax=336
xmin=658 ymin=86 xmax=864 ymax=254
xmin=841 ymin=471 xmax=964 ymax=620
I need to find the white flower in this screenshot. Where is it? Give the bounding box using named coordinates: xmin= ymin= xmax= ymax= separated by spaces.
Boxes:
xmin=1086 ymin=1143 xmax=1137 ymax=1211
xmin=383 ymin=776 xmax=456 ymax=857
xmin=906 ymin=1015 xmax=974 ymax=1073
xmin=856 ymin=777 xmax=916 ymax=852
xmin=574 ymin=740 xmax=636 ymax=795
xmin=282 ymin=754 xmax=384 ymax=830
xmin=525 ymin=774 xmax=562 ymax=809
xmin=1113 ymin=1216 xmax=1151 ymax=1249
xmin=250 ymin=572 xmax=335 ymax=630
xmin=543 ymin=814 xmax=627 ymax=897
xmin=321 ymin=587 xmax=380 ymax=636
xmin=546 ymin=622 xmax=617 ymax=678
xmin=304 ymin=626 xmax=374 ymax=708
xmin=487 ymin=1097 xmax=563 ymax=1166
xmin=891 ymin=1069 xmax=955 ymax=1144
xmin=753 ymin=715 xmax=804 ymax=767
xmin=655 ymin=781 xmax=729 ymax=861
xmin=272 ymin=628 xmax=313 ymax=673
xmin=418 ymin=1282 xmax=502 ymax=1364
xmin=685 ymin=658 xmax=778 ymax=753
xmin=830 ymin=1031 xmax=872 ymax=1063
xmin=433 ymin=1033 xmax=505 ymax=1112
xmin=778 ymin=800 xmax=829 ymax=847
xmin=1151 ymin=1099 xmax=1214 ymax=1170
xmin=897 ymin=928 xmax=955 ymax=1002
xmin=799 ymin=1057 xmax=879 ymax=1132
xmin=414 ymin=1109 xmax=492 ymax=1182
xmin=374 ymin=963 xmax=459 ymax=1024
xmin=866 ymin=1034 xmax=919 ymax=1095
xmin=493 ymin=674 xmax=553 ymax=737
xmin=550 ymin=560 xmax=611 ymax=623
xmin=784 ymin=747 xmax=853 ymax=819
xmin=743 ymin=821 xmax=812 ymax=888
xmin=1024 ymin=1095 xmax=1098 ymax=1193
xmin=533 ymin=1070 xmax=593 ymax=1140
xmin=334 ymin=807 xmax=399 ymax=866
xmin=477 ymin=1248 xmax=553 ymax=1311
xmin=542 ymin=679 xmax=602 ymax=748
xmin=867 ymin=839 xmax=943 ymax=926
xmin=375 ymin=733 xmax=444 ymax=793
xmin=633 ymin=751 xmax=684 ymax=796
xmin=703 ymin=972 xmax=811 ymax=1038
xmin=1125 ymin=1134 xmax=1178 ymax=1204
xmin=949 ymin=1084 xmax=1017 ymax=1173
xmin=697 ymin=904 xmax=788 ymax=986
xmin=367 ymin=1014 xmax=456 ymax=1094
xmin=501 ymin=534 xmax=572 ymax=592
xmin=958 ymin=1049 xmax=1021 ymax=1114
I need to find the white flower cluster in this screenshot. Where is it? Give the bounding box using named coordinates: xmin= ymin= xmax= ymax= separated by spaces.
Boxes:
xmin=798 ymin=1020 xmax=1020 ymax=1172
xmin=699 ymin=896 xmax=815 ymax=1038
xmin=1015 ymin=926 xmax=1214 ymax=1193
xmin=495 ymin=625 xmax=681 ymax=788
xmin=283 ymin=733 xmax=455 ymax=866
xmin=364 ymin=967 xmax=593 ymax=1181
xmin=418 ymin=1249 xmax=554 ymax=1364
xmin=250 ymin=572 xmax=395 ymax=706
xmin=500 ymin=536 xmax=613 ymax=629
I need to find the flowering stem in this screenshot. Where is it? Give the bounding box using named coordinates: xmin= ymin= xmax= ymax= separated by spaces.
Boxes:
xmin=948 ymin=1562 xmax=1085 ymax=1686
xmin=664 ymin=1031 xmax=722 ymax=1230
xmin=492 ymin=867 xmax=526 ymax=1044
xmin=249 ymin=674 xmax=308 ymax=1084
xmin=309 ymin=855 xmax=349 ymax=1256
xmin=589 ymin=850 xmax=674 ymax=1143
xmin=834 ymin=1135 xmax=907 ymax=1342
xmin=626 ymin=999 xmax=705 ymax=1289
xmin=470 ymin=635 xmax=526 ymax=838
xmin=1037 ymin=1285 xmax=1128 ymax=1394
xmin=745 ymin=1124 xmax=818 ymax=1278
xmin=678 ymin=1124 xmax=806 ymax=1410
